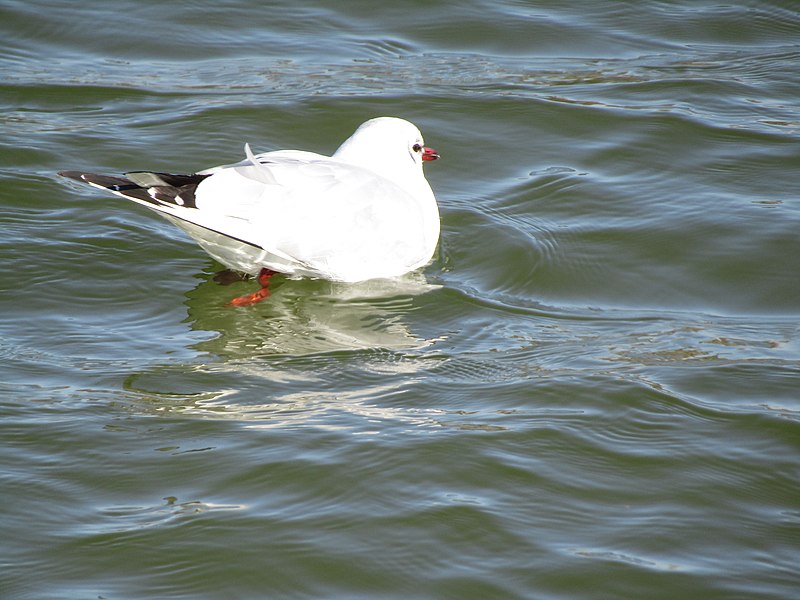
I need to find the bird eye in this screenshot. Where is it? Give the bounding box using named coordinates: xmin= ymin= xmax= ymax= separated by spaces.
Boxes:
xmin=412 ymin=143 xmax=422 ymax=152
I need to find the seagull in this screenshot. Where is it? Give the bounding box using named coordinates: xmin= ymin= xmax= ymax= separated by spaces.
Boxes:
xmin=59 ymin=117 xmax=440 ymax=306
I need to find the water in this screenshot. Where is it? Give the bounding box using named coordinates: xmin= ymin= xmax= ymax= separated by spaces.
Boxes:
xmin=2 ymin=1 xmax=799 ymax=598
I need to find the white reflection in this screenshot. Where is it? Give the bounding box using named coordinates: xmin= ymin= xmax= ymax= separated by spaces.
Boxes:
xmin=183 ymin=270 xmax=442 ymax=358
xmin=119 ymin=269 xmax=450 ymax=430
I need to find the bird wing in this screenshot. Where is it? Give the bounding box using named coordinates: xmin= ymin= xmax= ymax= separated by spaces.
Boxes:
xmin=193 ymin=152 xmax=432 ymax=280
xmin=61 ymin=149 xmax=432 ymax=280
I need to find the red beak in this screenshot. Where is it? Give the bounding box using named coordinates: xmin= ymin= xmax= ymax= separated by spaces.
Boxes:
xmin=422 ymin=146 xmax=440 ymax=161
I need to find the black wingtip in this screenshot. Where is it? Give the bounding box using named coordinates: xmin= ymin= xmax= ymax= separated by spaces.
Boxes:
xmin=57 ymin=169 xmax=209 ymax=209
xmin=58 ymin=170 xmax=86 ymax=181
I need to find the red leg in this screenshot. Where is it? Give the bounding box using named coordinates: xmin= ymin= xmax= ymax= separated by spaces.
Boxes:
xmin=226 ymin=268 xmax=277 ymax=307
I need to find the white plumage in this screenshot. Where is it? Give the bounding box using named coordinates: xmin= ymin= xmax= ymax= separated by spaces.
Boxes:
xmin=60 ymin=117 xmax=441 ymax=284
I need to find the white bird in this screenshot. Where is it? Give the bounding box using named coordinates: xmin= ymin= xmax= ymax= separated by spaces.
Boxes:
xmin=60 ymin=117 xmax=440 ymax=306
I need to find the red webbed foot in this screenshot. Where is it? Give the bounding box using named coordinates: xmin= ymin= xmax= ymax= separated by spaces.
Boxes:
xmin=226 ymin=268 xmax=277 ymax=307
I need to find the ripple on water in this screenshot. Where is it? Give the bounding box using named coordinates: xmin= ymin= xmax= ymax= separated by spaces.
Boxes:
xmin=2 ymin=1 xmax=800 ymax=598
